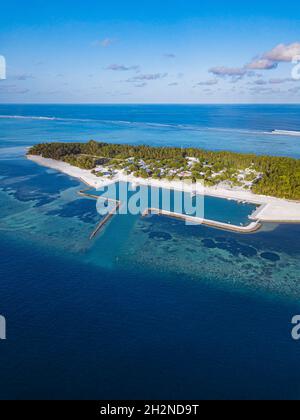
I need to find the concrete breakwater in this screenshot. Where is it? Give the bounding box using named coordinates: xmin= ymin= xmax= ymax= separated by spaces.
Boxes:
xmin=78 ymin=187 xmax=121 ymax=240
xmin=142 ymin=208 xmax=262 ymax=234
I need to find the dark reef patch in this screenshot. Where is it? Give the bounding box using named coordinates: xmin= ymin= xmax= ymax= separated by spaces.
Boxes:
xmin=239 ymin=246 xmax=257 ymax=258
xmin=0 ymin=160 xmax=79 ymax=208
xmin=202 ymin=237 xmax=258 ymax=258
xmin=46 ymin=199 xmax=100 ymax=224
xmin=202 ymin=239 xmax=217 ymax=249
xmin=149 ymin=231 xmax=172 ymax=241
xmin=261 ymin=252 xmax=281 ymax=262
xmin=215 ymin=237 xmax=227 ymax=243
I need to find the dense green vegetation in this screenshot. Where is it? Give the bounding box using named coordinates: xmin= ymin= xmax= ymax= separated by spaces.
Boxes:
xmin=63 ymin=154 xmax=97 ymax=170
xmin=28 ymin=141 xmax=300 ymax=200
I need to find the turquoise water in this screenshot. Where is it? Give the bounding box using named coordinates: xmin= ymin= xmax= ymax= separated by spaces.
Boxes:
xmin=0 ymin=105 xmax=300 ymax=400
xmin=91 ymin=182 xmax=257 ymax=226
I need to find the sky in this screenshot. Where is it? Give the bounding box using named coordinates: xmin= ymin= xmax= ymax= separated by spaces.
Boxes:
xmin=0 ymin=0 xmax=300 ymax=103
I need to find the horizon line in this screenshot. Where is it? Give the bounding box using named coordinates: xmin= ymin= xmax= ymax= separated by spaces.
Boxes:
xmin=1 ymin=102 xmax=300 ymax=106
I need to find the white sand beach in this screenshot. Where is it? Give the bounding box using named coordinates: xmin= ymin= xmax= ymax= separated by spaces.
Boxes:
xmin=27 ymin=155 xmax=300 ymax=224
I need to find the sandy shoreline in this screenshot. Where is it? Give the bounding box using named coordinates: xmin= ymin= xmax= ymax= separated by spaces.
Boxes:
xmin=27 ymin=155 xmax=300 ymax=223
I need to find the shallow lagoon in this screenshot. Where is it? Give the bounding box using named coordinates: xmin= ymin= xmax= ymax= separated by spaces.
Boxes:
xmin=90 ymin=181 xmax=257 ymax=227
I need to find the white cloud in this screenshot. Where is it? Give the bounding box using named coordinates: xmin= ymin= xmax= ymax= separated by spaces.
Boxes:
xmin=209 ymin=42 xmax=300 ymax=87
xmin=208 ymin=67 xmax=255 ymax=83
xmin=249 ymin=86 xmax=280 ymax=95
xmin=106 ymin=64 xmax=140 ymax=71
xmin=263 ymin=43 xmax=300 ymax=62
xmin=209 ymin=66 xmax=247 ymax=77
xmin=196 ymin=79 xmax=218 ymax=86
xmin=246 ymin=58 xmax=278 ymax=70
xmin=93 ymin=38 xmax=115 ymax=48
xmin=269 ymin=77 xmax=297 ymax=84
xmin=288 ymin=86 xmax=300 ymax=94
xmin=251 ymin=79 xmax=268 ymax=85
xmin=13 ymin=73 xmax=34 ymax=81
xmin=127 ymin=73 xmax=168 ymax=82
xmin=0 ymin=84 xmax=30 ymax=94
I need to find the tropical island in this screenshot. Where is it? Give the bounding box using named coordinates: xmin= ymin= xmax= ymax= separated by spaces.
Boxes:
xmin=28 ymin=140 xmax=300 ymax=199
xmin=27 ymin=141 xmax=300 ymax=227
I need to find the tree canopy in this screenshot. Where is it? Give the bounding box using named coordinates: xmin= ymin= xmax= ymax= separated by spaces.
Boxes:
xmin=28 ymin=140 xmax=300 ymax=200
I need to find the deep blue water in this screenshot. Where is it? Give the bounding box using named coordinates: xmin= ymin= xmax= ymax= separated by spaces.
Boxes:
xmin=1 ymin=104 xmax=300 ymax=132
xmin=0 ymin=105 xmax=300 ymax=400
xmin=1 ymin=104 xmax=300 ymax=157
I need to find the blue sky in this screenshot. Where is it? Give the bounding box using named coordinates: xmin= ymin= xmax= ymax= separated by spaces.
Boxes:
xmin=0 ymin=0 xmax=300 ymax=103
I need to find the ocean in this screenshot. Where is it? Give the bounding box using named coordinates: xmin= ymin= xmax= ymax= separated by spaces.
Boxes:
xmin=0 ymin=104 xmax=300 ymax=400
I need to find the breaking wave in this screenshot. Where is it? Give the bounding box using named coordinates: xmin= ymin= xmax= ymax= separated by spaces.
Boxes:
xmin=1 ymin=115 xmax=300 ymax=138
xmin=270 ymin=130 xmax=300 ymax=137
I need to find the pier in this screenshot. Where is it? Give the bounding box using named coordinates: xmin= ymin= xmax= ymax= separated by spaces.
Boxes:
xmin=89 ymin=199 xmax=121 ymax=240
xmin=78 ymin=186 xmax=262 ymax=238
xmin=78 ymin=187 xmax=122 ymax=240
xmin=78 ymin=184 xmax=262 ymax=238
xmin=142 ymin=208 xmax=262 ymax=234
